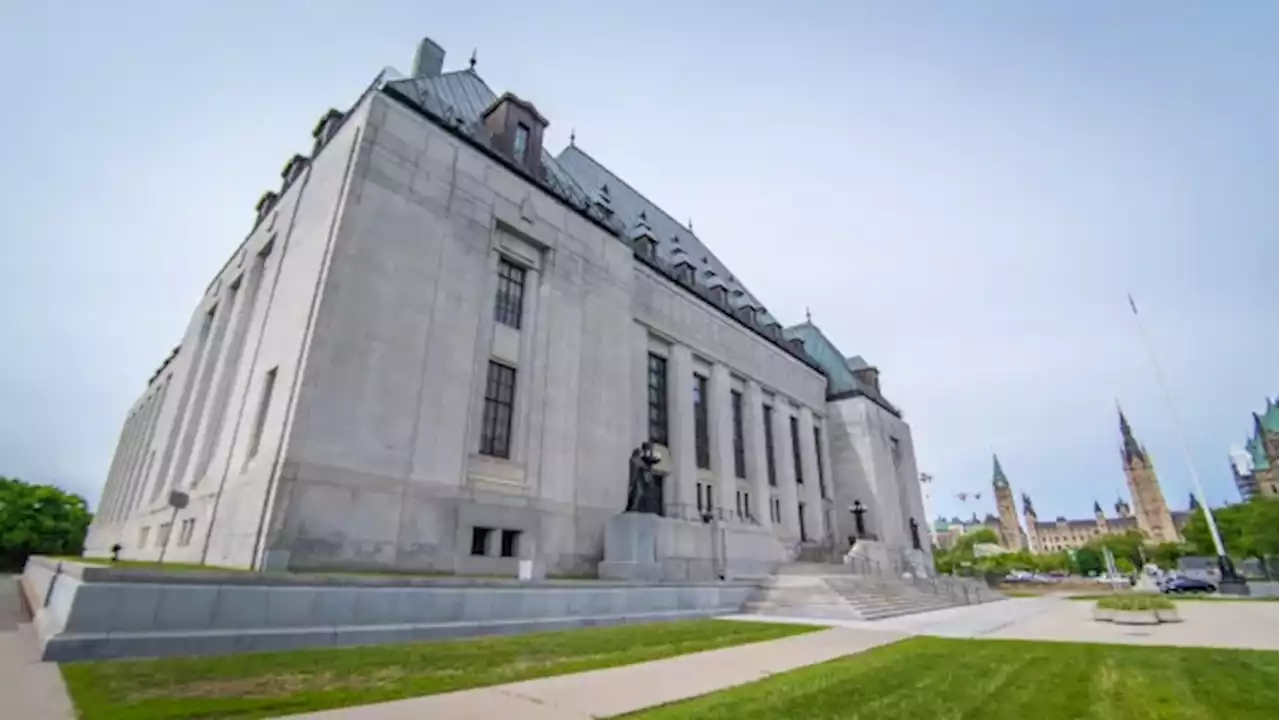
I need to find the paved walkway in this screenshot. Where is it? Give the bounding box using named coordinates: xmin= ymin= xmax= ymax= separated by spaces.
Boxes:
xmin=0 ymin=576 xmax=75 ymax=720
xmin=724 ymin=595 xmax=1280 ymax=650
xmin=281 ymin=626 xmax=905 ymax=719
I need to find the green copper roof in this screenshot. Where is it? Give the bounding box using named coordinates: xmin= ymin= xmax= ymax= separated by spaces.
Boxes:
xmin=992 ymin=454 xmax=1009 ymax=489
xmin=1262 ymin=398 xmax=1279 ymax=433
xmin=1247 ymin=435 xmax=1270 ymax=471
xmin=784 ymin=323 xmax=859 ymax=395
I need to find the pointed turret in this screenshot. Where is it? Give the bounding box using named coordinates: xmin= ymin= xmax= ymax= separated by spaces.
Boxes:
xmin=1114 ymin=497 xmax=1132 ymax=518
xmin=992 ymin=454 xmax=1009 ymax=489
xmin=1118 ymin=405 xmax=1147 ymax=466
xmin=1021 ymin=492 xmax=1035 ymax=516
xmin=1188 ymin=492 xmax=1200 ymax=511
xmin=1093 ymin=500 xmax=1103 ymax=516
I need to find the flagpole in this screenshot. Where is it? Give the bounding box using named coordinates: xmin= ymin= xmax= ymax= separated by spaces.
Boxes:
xmin=1126 ymin=293 xmax=1242 ymax=590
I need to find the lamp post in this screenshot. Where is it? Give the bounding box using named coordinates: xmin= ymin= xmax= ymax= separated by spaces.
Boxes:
xmin=1126 ymin=294 xmax=1244 ymax=593
xmin=850 ymin=500 xmax=867 ymax=540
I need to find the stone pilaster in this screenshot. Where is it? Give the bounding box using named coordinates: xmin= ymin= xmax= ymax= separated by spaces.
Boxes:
xmin=798 ymin=407 xmax=825 ymax=541
xmin=708 ymin=364 xmax=737 ymax=521
xmin=666 ymin=345 xmax=698 ymax=520
xmin=773 ymin=401 xmax=801 ymax=539
xmin=744 ymin=380 xmax=772 ymax=529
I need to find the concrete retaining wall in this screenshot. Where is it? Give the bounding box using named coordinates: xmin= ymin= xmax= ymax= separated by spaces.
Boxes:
xmin=23 ymin=557 xmax=757 ymax=661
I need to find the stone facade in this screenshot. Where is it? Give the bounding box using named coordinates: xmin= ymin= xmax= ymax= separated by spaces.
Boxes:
xmin=1232 ymin=398 xmax=1279 ymax=500
xmin=991 ymin=409 xmax=1189 ymax=554
xmin=84 ymin=38 xmax=930 ymax=579
xmin=991 ymin=455 xmax=1025 ymax=551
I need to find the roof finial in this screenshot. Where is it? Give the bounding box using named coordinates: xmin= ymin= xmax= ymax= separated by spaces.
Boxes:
xmin=469 ymin=48 xmax=477 ymax=70
xmin=688 ymin=217 xmax=694 ymax=232
xmin=569 ymin=128 xmax=576 ymax=146
xmin=805 ymin=306 xmax=812 ymax=323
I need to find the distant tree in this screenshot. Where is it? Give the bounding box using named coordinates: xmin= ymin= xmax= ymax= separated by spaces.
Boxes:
xmin=0 ymin=476 xmax=93 ymax=570
xmin=1149 ymin=542 xmax=1188 ymax=570
xmin=1245 ymin=499 xmax=1280 ymax=562
xmin=1085 ymin=530 xmax=1146 ymax=568
xmin=1033 ymin=551 xmax=1071 ymax=574
xmin=1182 ymin=499 xmax=1279 ymax=573
xmin=1073 ymin=547 xmax=1104 ymax=576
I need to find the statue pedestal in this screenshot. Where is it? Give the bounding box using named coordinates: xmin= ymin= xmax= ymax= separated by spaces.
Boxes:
xmin=598 ymin=513 xmax=663 ymax=582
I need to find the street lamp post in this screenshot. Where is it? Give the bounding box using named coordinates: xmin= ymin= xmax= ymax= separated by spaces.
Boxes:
xmin=1126 ymin=294 xmax=1245 ymax=594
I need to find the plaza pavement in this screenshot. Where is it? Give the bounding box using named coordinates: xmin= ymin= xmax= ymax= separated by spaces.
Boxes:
xmin=0 ymin=576 xmax=75 ymax=720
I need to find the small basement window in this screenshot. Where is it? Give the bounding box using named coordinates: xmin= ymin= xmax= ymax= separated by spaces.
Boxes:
xmin=500 ymin=529 xmax=522 ymax=558
xmin=471 ymin=526 xmax=493 ymax=556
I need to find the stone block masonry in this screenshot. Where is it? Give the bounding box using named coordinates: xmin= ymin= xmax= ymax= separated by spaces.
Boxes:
xmin=22 ymin=557 xmax=757 ymax=661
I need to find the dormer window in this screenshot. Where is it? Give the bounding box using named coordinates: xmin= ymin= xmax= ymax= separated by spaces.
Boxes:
xmin=514 ymin=123 xmax=531 ymax=162
xmin=734 ymin=304 xmax=757 ymax=324
xmin=481 ymin=92 xmax=548 ymax=175
xmin=311 ymin=109 xmax=344 ymax=152
xmin=255 ymin=191 xmax=279 ymax=224
xmin=705 ymin=272 xmax=728 ymax=306
xmin=281 ymin=154 xmax=309 ymax=187
xmin=674 ymin=259 xmax=696 ymax=285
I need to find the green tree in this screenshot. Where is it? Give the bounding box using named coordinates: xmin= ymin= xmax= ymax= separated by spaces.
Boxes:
xmin=1085 ymin=530 xmax=1146 ymax=568
xmin=1149 ymin=542 xmax=1188 ymax=570
xmin=1033 ymin=551 xmax=1071 ymax=574
xmin=1182 ymin=499 xmax=1254 ymax=561
xmin=1073 ymin=547 xmax=1104 ymax=576
xmin=1244 ymin=499 xmax=1280 ymax=562
xmin=933 ymin=527 xmax=1002 ymax=575
xmin=0 ymin=476 xmax=93 ymax=570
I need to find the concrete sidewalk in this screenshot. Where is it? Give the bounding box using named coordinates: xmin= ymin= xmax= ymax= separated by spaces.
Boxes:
xmin=0 ymin=576 xmax=75 ymax=720
xmin=280 ymin=626 xmax=905 ymax=719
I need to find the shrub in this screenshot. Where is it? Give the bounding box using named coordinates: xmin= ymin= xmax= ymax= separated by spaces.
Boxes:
xmin=1095 ymin=593 xmax=1174 ymax=611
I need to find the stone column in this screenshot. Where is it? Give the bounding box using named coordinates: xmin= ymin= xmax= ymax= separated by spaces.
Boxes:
xmin=708 ymin=364 xmax=736 ymax=521
xmin=667 ymin=345 xmax=698 ymax=520
xmin=773 ymin=401 xmax=801 ymax=538
xmin=744 ymin=380 xmax=771 ymax=529
xmin=798 ymin=407 xmax=825 ymax=541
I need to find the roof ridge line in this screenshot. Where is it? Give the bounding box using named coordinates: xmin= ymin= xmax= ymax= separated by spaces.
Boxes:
xmin=559 ymin=144 xmax=700 ymax=244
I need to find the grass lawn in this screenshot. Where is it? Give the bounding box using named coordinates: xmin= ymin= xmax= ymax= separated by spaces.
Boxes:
xmin=50 ymin=557 xmax=252 ymax=573
xmin=60 ymin=619 xmax=817 ymax=720
xmin=623 ymin=636 xmax=1278 ymax=720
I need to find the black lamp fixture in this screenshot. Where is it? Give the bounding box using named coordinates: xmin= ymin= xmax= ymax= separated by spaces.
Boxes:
xmin=850 ymin=500 xmax=867 ymax=537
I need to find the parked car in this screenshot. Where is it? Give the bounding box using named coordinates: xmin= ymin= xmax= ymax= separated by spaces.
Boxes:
xmin=1161 ymin=576 xmax=1217 ymax=594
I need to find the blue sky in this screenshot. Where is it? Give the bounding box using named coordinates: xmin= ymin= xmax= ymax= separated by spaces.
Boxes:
xmin=1 ymin=2 xmax=1275 ymax=525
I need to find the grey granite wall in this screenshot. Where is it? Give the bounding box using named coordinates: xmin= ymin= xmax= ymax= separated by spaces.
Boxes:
xmin=24 ymin=558 xmax=758 ymax=662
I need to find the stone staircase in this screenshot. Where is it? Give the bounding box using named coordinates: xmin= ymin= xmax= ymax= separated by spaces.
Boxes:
xmin=741 ymin=562 xmax=1003 ymax=621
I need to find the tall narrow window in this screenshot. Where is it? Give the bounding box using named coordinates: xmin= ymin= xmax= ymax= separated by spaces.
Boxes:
xmin=494 ymin=258 xmax=527 ymax=329
xmin=763 ymin=405 xmax=777 ymax=486
xmin=731 ymin=390 xmax=746 ymax=479
xmin=693 ymin=374 xmax=710 ymax=469
xmin=890 ymin=437 xmax=902 ymax=471
xmin=513 ymin=123 xmax=531 ymax=162
xmin=246 ymin=367 xmax=277 ymax=463
xmin=790 ymin=416 xmax=803 ymax=484
xmin=814 ymin=426 xmax=826 ymax=499
xmin=647 ymin=353 xmax=668 ymax=445
xmin=480 ymin=361 xmax=517 ymax=458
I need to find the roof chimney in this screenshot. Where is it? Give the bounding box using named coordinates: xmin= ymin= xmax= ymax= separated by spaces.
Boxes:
xmin=412 ymin=37 xmax=446 ymax=78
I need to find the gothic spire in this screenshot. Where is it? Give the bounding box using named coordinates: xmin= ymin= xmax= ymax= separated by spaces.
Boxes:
xmin=1021 ymin=492 xmax=1035 ymax=516
xmin=1117 ymin=404 xmax=1147 ymax=465
xmin=1188 ymin=492 xmax=1200 ymax=511
xmin=992 ymin=453 xmax=1009 ymax=490
xmin=1093 ymin=499 xmax=1103 ymax=515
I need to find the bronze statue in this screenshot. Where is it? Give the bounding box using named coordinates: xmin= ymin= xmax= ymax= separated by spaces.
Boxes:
xmin=626 ymin=442 xmax=661 ymax=514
